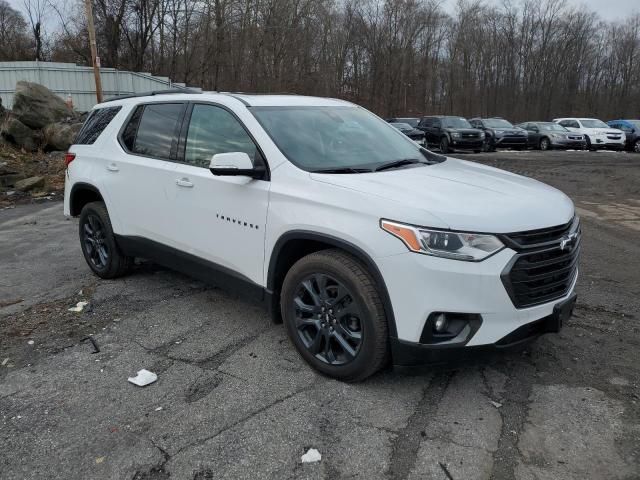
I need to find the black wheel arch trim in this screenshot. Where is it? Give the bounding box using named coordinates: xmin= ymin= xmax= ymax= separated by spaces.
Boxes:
xmin=267 ymin=230 xmax=398 ymax=338
xmin=69 ymin=182 xmax=104 ymax=216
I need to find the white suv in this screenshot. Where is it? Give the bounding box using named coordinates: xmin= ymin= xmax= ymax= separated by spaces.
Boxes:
xmin=64 ymin=91 xmax=580 ymax=381
xmin=553 ymin=118 xmax=625 ymax=151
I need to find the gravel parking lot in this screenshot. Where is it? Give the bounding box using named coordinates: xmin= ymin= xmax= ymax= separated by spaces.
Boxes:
xmin=1 ymin=150 xmax=639 ymax=480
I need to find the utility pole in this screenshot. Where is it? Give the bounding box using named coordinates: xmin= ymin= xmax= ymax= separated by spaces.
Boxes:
xmin=84 ymin=0 xmax=103 ymax=103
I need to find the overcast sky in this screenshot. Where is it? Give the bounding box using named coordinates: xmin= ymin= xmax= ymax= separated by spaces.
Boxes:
xmin=439 ymin=0 xmax=638 ymax=22
xmin=6 ymin=0 xmax=638 ymax=24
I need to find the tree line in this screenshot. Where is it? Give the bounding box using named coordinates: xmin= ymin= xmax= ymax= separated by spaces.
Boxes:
xmin=1 ymin=0 xmax=639 ymax=121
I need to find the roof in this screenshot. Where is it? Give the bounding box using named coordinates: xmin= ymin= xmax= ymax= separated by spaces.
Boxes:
xmin=96 ymin=90 xmax=353 ymax=109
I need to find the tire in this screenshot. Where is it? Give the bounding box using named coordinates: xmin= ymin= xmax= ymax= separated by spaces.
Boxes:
xmin=584 ymin=135 xmax=594 ymax=151
xmin=280 ymin=249 xmax=389 ymax=382
xmin=79 ymin=201 xmax=132 ymax=279
xmin=473 ymin=150 xmax=482 ymax=154
xmin=633 ymin=139 xmax=640 ymax=153
xmin=539 ymin=137 xmax=551 ymax=151
xmin=439 ymin=136 xmax=450 ymax=154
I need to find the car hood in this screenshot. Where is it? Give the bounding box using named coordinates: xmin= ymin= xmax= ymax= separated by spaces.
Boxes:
xmin=310 ymin=158 xmax=574 ymax=233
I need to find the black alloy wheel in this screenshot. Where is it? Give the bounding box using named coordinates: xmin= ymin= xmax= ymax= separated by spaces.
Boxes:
xmin=292 ymin=273 xmax=363 ymax=365
xmin=634 ymin=139 xmax=640 ymax=153
xmin=82 ymin=213 xmax=110 ymax=270
xmin=440 ymin=136 xmax=450 ymax=154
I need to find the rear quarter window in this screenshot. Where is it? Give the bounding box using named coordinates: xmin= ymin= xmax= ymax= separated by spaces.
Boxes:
xmin=121 ymin=103 xmax=186 ymax=160
xmin=75 ymin=106 xmax=122 ymax=145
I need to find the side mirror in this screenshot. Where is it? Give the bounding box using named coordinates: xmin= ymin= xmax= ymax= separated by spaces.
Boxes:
xmin=209 ymin=152 xmax=264 ymax=179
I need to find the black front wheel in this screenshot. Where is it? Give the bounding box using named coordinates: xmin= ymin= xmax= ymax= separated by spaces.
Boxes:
xmin=633 ymin=139 xmax=640 ymax=153
xmin=79 ymin=202 xmax=132 ymax=279
xmin=440 ymin=137 xmax=450 ymax=154
xmin=281 ymin=249 xmax=389 ymax=382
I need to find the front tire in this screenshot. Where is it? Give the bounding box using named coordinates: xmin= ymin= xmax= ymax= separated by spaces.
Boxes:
xmin=79 ymin=201 xmax=132 ymax=279
xmin=633 ymin=139 xmax=640 ymax=153
xmin=280 ymin=249 xmax=389 ymax=382
xmin=539 ymin=137 xmax=551 ymax=151
xmin=440 ymin=136 xmax=450 ymax=154
xmin=584 ymin=135 xmax=594 ymax=151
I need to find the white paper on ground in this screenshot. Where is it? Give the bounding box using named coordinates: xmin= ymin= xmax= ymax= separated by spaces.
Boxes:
xmin=128 ymin=369 xmax=158 ymax=387
xmin=301 ymin=448 xmax=322 ymax=463
xmin=68 ymin=301 xmax=89 ymax=312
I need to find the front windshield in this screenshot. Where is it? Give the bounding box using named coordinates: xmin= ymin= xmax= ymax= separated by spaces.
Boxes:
xmin=484 ymin=118 xmax=514 ymax=128
xmin=581 ymin=119 xmax=608 ymax=128
xmin=539 ymin=122 xmax=567 ymax=132
xmin=252 ymin=106 xmax=435 ymax=172
xmin=442 ymin=117 xmax=472 ymax=129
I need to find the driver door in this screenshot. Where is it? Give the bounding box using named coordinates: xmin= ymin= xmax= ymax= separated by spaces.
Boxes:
xmin=168 ymin=103 xmax=270 ymax=287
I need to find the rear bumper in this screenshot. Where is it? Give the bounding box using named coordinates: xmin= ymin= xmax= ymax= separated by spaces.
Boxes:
xmin=391 ymin=293 xmax=576 ymax=366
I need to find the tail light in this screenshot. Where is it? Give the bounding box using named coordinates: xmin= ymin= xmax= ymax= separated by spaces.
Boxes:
xmin=64 ymin=152 xmax=76 ymax=166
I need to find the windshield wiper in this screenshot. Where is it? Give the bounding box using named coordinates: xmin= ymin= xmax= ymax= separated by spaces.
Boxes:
xmin=311 ymin=167 xmax=372 ymax=174
xmin=374 ymin=158 xmax=426 ymax=172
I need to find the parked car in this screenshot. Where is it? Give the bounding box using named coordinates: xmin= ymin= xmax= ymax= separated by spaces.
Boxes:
xmin=417 ymin=115 xmax=484 ymax=153
xmin=469 ymin=118 xmax=528 ymax=151
xmin=517 ymin=122 xmax=586 ymax=150
xmin=385 ymin=117 xmax=420 ymax=128
xmin=553 ymin=118 xmax=625 ymax=151
xmin=65 ymin=91 xmax=579 ymax=381
xmin=389 ymin=122 xmax=426 ymax=145
xmin=606 ymin=119 xmax=640 ymax=153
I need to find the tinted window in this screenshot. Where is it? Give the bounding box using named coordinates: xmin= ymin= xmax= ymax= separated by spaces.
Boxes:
xmin=75 ymin=106 xmax=122 ymax=144
xmin=441 ymin=117 xmax=471 ymax=129
xmin=185 ymin=104 xmax=260 ymax=168
xmin=420 ymin=117 xmax=433 ymax=127
xmin=131 ymin=103 xmax=185 ymax=159
xmin=483 ymin=118 xmax=513 ymax=128
xmin=121 ymin=105 xmax=143 ymax=151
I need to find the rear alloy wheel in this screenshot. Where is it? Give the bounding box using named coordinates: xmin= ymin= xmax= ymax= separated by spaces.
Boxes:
xmin=539 ymin=137 xmax=551 ymax=151
xmin=79 ymin=202 xmax=132 ymax=279
xmin=281 ymin=249 xmax=389 ymax=382
xmin=634 ymin=139 xmax=640 ymax=153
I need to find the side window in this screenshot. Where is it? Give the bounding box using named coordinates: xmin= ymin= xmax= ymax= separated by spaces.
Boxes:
xmin=559 ymin=120 xmax=571 ymax=128
xmin=433 ymin=118 xmax=441 ymax=128
xmin=121 ymin=105 xmax=144 ymax=151
xmin=572 ymin=121 xmax=581 ymax=128
xmin=75 ymin=106 xmax=122 ymax=144
xmin=184 ymin=104 xmax=261 ymax=168
xmin=128 ymin=103 xmax=186 ymax=160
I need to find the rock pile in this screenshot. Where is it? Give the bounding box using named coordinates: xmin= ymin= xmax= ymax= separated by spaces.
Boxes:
xmin=0 ymin=81 xmax=84 ymax=152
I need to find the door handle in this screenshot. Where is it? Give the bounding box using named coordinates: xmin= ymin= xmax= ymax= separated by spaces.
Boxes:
xmin=107 ymin=163 xmax=119 ymax=172
xmin=175 ymin=178 xmax=194 ymax=188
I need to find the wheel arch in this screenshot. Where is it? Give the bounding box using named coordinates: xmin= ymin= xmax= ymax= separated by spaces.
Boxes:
xmin=266 ymin=230 xmax=398 ymax=338
xmin=69 ymin=182 xmax=104 ymax=217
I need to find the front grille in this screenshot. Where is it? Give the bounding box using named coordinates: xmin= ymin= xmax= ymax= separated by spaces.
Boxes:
xmin=568 ymin=135 xmax=583 ymax=140
xmin=462 ymin=133 xmax=479 ymax=139
xmin=500 ymin=218 xmax=580 ymax=308
xmin=607 ymin=135 xmax=621 ymax=140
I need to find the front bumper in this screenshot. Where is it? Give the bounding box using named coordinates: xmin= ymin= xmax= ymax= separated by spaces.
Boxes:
xmin=391 ymin=293 xmax=576 ymax=366
xmin=590 ymin=135 xmax=625 ymax=149
xmin=450 ymin=138 xmax=484 ymax=149
xmin=376 ymin=248 xmax=578 ymax=363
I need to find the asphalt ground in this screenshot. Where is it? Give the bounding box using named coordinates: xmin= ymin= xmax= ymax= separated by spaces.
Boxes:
xmin=1 ymin=150 xmax=638 ymax=479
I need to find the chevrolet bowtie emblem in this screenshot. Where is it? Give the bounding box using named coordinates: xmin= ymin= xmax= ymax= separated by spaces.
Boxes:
xmin=560 ymin=233 xmax=578 ymax=251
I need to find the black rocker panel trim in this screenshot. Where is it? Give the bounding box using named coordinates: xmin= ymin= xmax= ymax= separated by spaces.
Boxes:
xmin=267 ymin=230 xmax=398 ymax=338
xmin=115 ymin=235 xmax=264 ymax=301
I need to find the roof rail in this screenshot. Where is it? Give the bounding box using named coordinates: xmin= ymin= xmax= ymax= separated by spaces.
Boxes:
xmin=102 ymin=88 xmax=202 ymax=103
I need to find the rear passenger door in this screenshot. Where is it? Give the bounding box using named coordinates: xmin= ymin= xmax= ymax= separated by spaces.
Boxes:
xmin=169 ymin=103 xmax=270 ymax=286
xmin=106 ymin=102 xmax=186 ymax=243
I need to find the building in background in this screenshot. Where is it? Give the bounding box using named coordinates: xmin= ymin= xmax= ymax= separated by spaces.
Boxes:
xmin=0 ymin=61 xmax=197 ymax=112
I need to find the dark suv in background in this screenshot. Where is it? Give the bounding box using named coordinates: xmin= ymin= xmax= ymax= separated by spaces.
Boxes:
xmin=607 ymin=119 xmax=640 ymax=153
xmin=469 ymin=118 xmax=528 ymax=151
xmin=417 ymin=116 xmax=484 ymax=153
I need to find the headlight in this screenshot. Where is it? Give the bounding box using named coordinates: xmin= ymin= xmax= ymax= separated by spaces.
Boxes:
xmin=479 ymin=132 xmax=485 ymax=139
xmin=550 ymin=133 xmax=561 ymax=139
xmin=451 ymin=132 xmax=461 ymax=138
xmin=381 ymin=220 xmax=504 ymax=261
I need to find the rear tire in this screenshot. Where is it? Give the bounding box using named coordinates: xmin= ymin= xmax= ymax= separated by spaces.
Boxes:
xmin=280 ymin=249 xmax=389 ymax=382
xmin=79 ymin=201 xmax=132 ymax=279
xmin=633 ymin=139 xmax=640 ymax=153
